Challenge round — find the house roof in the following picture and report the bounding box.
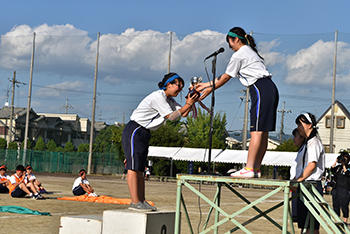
[0,107,28,118]
[317,100,350,122]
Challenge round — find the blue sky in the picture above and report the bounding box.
[1,0,350,137]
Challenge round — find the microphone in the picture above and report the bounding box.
[204,47,225,60]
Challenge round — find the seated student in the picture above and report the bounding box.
[7,165,42,199]
[25,165,47,194]
[72,169,97,197]
[0,165,10,193]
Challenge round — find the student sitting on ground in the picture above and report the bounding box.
[7,165,42,199]
[72,169,97,197]
[25,165,47,194]
[0,165,10,193]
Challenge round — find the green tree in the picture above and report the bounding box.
[77,143,90,152]
[34,137,46,151]
[149,121,185,146]
[0,138,7,149]
[64,141,75,152]
[21,139,32,149]
[46,139,57,152]
[8,142,18,150]
[185,109,227,149]
[56,146,64,152]
[274,139,298,152]
[96,125,123,153]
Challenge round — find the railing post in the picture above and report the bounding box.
[175,178,182,234]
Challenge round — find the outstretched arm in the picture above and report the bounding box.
[195,73,232,101]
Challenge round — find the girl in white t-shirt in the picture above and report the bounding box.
[72,169,97,197]
[294,112,325,233]
[122,72,199,211]
[197,27,279,178]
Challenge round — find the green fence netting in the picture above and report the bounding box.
[0,149,124,174]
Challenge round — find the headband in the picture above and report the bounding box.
[160,74,180,90]
[227,32,245,40]
[301,113,312,124]
[0,165,6,170]
[26,166,32,170]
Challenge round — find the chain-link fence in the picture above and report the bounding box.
[0,149,123,174]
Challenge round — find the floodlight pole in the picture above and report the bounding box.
[88,32,100,175]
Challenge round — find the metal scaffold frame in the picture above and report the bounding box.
[174,174,350,234]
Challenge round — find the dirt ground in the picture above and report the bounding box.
[0,174,333,234]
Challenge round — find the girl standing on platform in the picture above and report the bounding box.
[294,113,325,233]
[122,72,198,211]
[196,27,279,178]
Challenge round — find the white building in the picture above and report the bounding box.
[317,100,350,153]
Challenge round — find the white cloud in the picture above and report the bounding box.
[285,40,350,86]
[0,24,93,75]
[36,81,85,97]
[258,39,285,67]
[0,25,228,83]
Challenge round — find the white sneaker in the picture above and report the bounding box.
[88,193,98,197]
[256,170,261,178]
[230,168,256,178]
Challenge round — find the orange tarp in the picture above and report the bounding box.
[57,195,154,206]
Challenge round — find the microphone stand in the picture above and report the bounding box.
[207,55,217,175]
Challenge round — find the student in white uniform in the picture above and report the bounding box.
[294,113,325,233]
[0,165,10,193]
[122,72,199,211]
[196,27,279,178]
[290,128,306,222]
[25,165,47,194]
[72,169,97,197]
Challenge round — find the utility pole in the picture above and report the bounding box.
[329,30,338,153]
[278,101,291,143]
[63,97,73,114]
[88,32,100,175]
[242,88,249,150]
[168,31,173,73]
[8,71,25,146]
[23,32,36,165]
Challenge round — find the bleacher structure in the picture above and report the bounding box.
[174,174,350,234]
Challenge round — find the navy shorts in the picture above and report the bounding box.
[11,186,27,198]
[0,184,9,193]
[122,121,151,172]
[249,77,279,132]
[297,181,323,230]
[72,185,85,196]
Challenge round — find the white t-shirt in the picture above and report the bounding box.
[24,173,36,184]
[9,174,21,184]
[130,90,181,130]
[72,177,89,190]
[225,45,271,86]
[290,144,306,180]
[290,136,325,181]
[0,174,10,181]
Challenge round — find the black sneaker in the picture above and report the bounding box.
[128,202,152,212]
[143,201,157,211]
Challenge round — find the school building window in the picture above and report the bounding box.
[325,116,331,128]
[325,116,346,128]
[0,126,8,135]
[324,144,336,153]
[336,116,345,129]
